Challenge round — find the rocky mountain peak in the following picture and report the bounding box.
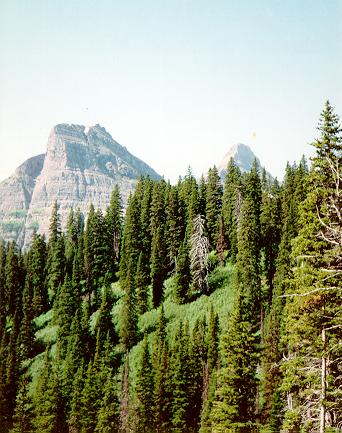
[217,143,260,176]
[0,123,160,247]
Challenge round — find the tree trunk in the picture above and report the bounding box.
[320,327,326,433]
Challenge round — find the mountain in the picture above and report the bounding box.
[0,123,160,247]
[216,143,266,180]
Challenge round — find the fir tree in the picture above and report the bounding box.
[210,292,260,431]
[33,351,67,433]
[106,184,123,265]
[135,336,154,432]
[135,251,150,314]
[9,380,33,433]
[205,166,223,247]
[119,259,138,351]
[150,225,167,308]
[95,370,120,433]
[175,240,191,304]
[222,159,241,262]
[281,101,342,432]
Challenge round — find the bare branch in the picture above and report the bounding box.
[279,286,340,298]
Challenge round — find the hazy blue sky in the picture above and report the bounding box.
[1,0,341,183]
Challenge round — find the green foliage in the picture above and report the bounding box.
[222,159,241,262]
[175,240,191,304]
[205,166,223,247]
[1,103,341,433]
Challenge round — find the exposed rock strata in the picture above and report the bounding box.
[0,124,160,247]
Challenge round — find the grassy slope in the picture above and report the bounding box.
[25,261,237,394]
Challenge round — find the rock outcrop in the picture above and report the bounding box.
[0,123,160,247]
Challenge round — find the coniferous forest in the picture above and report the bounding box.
[0,101,341,433]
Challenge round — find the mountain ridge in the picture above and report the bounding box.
[0,123,160,247]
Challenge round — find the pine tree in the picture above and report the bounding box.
[79,359,104,433]
[106,184,123,266]
[205,166,223,247]
[135,251,150,315]
[210,292,260,431]
[55,275,79,357]
[216,215,228,265]
[222,159,241,262]
[119,259,138,351]
[4,242,22,316]
[9,380,33,433]
[260,176,281,306]
[33,351,67,433]
[169,322,191,433]
[188,318,207,432]
[201,309,219,433]
[47,235,65,302]
[236,197,261,321]
[207,305,219,374]
[242,159,262,252]
[280,101,342,432]
[68,364,84,433]
[135,336,154,432]
[175,240,191,304]
[119,193,142,284]
[28,233,48,316]
[153,306,171,433]
[65,208,78,276]
[95,370,120,433]
[150,225,167,308]
[165,186,185,269]
[63,310,84,400]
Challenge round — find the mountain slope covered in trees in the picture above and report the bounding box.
[0,101,341,433]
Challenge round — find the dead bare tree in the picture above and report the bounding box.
[190,214,210,294]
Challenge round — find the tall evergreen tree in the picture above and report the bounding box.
[175,240,191,304]
[222,159,241,262]
[205,166,223,247]
[95,370,120,433]
[135,336,154,432]
[120,259,138,351]
[281,101,342,432]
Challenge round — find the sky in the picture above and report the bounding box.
[0,0,341,183]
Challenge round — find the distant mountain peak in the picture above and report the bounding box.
[218,143,260,173]
[216,143,269,180]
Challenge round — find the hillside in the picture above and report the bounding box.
[0,101,341,433]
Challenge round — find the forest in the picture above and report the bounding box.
[0,101,340,433]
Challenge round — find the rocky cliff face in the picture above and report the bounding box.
[0,123,160,247]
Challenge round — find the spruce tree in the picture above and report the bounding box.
[106,184,123,265]
[135,336,154,432]
[95,370,120,433]
[28,233,48,316]
[205,166,223,247]
[175,240,191,304]
[135,251,150,315]
[222,159,241,262]
[165,186,185,269]
[210,292,260,431]
[33,351,67,433]
[9,380,33,433]
[150,225,167,308]
[119,259,138,351]
[280,101,342,432]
